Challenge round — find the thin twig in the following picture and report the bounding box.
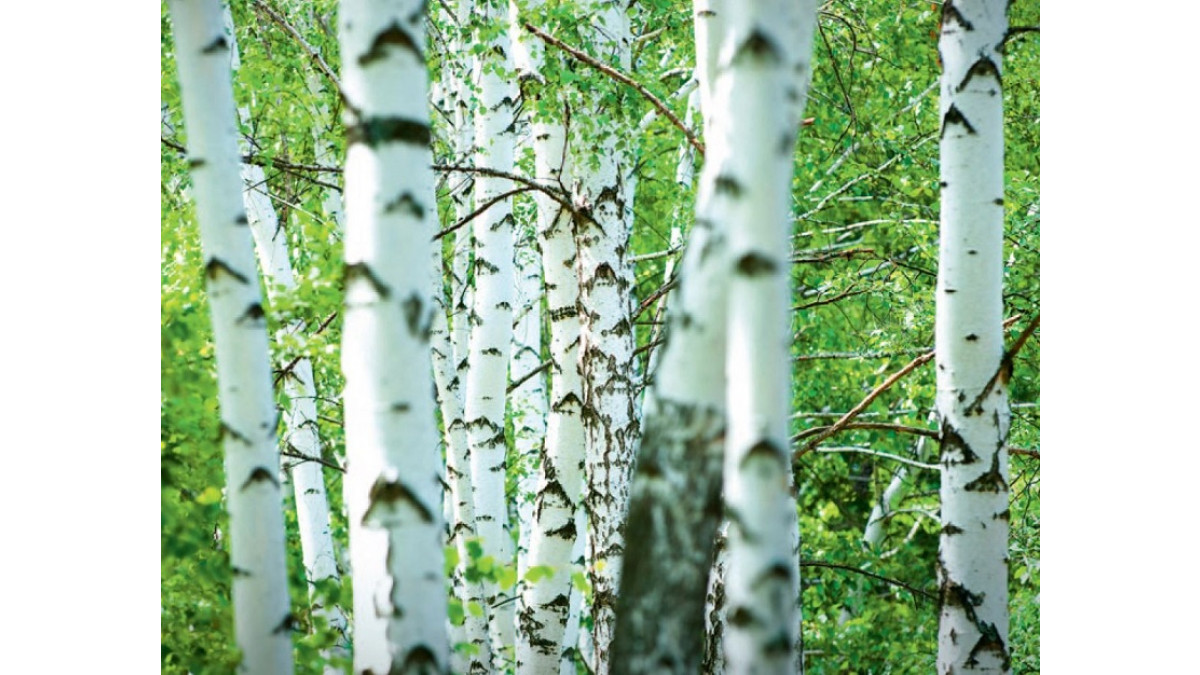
[281,449,345,473]
[522,22,705,157]
[793,422,939,443]
[800,561,935,602]
[434,186,539,241]
[252,1,344,100]
[966,313,1040,413]
[507,360,552,394]
[814,446,940,471]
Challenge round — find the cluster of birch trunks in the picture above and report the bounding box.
[166,0,1017,672]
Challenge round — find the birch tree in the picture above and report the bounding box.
[337,0,449,671]
[461,0,520,663]
[568,4,641,670]
[166,0,293,671]
[718,1,816,672]
[935,1,1011,672]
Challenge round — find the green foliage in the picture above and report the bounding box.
[163,0,1038,671]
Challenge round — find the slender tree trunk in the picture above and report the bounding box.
[568,4,640,671]
[702,523,729,674]
[167,1,293,671]
[935,2,1011,673]
[219,9,349,657]
[513,5,589,665]
[718,1,816,673]
[337,1,449,671]
[463,0,520,665]
[609,6,725,667]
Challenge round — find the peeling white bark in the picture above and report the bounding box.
[338,0,449,671]
[167,1,293,671]
[935,2,1011,673]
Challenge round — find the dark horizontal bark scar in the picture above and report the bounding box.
[271,612,298,634]
[383,191,425,219]
[714,174,743,198]
[344,262,392,299]
[942,523,964,536]
[964,452,1006,493]
[733,29,784,65]
[966,623,1010,670]
[241,466,280,491]
[219,422,251,446]
[401,293,428,337]
[740,439,786,471]
[363,477,434,524]
[940,422,979,464]
[358,22,421,67]
[237,303,265,324]
[940,2,974,31]
[234,214,249,226]
[206,258,250,285]
[187,158,207,169]
[347,116,431,149]
[396,645,439,672]
[957,56,1002,92]
[736,252,778,277]
[941,105,977,138]
[201,36,229,54]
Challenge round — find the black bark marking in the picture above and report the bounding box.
[358,22,421,67]
[238,303,265,324]
[347,117,431,149]
[993,198,1004,206]
[231,566,252,577]
[391,401,411,413]
[393,645,439,674]
[344,262,392,299]
[401,293,426,337]
[241,466,280,491]
[234,214,249,226]
[219,422,251,445]
[942,523,965,536]
[965,334,979,341]
[482,347,503,356]
[206,258,249,285]
[740,439,786,471]
[201,36,229,54]
[383,191,425,219]
[736,253,778,277]
[733,29,783,65]
[964,452,1006,493]
[728,606,757,627]
[364,477,434,524]
[940,2,974,31]
[956,57,1002,92]
[967,249,978,255]
[941,105,977,139]
[714,174,743,198]
[272,612,298,634]
[188,158,207,170]
[940,422,979,464]
[966,625,1010,671]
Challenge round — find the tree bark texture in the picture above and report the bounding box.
[935,1,1011,673]
[717,1,816,673]
[167,0,293,671]
[338,0,449,671]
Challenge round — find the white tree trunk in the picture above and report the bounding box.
[337,1,449,671]
[463,0,519,665]
[702,523,729,675]
[718,1,816,673]
[935,2,1011,673]
[569,5,639,671]
[513,6,588,664]
[167,1,293,672]
[219,9,349,658]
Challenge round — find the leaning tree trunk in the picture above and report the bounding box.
[935,2,1011,673]
[609,2,726,669]
[569,4,640,672]
[167,1,293,671]
[463,0,520,665]
[337,0,449,672]
[718,1,816,673]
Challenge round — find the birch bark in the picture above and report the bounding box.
[513,2,588,667]
[570,4,640,671]
[463,0,520,664]
[935,2,1011,672]
[718,1,816,673]
[337,0,449,671]
[167,1,293,671]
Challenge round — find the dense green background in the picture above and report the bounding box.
[161,1,1039,672]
